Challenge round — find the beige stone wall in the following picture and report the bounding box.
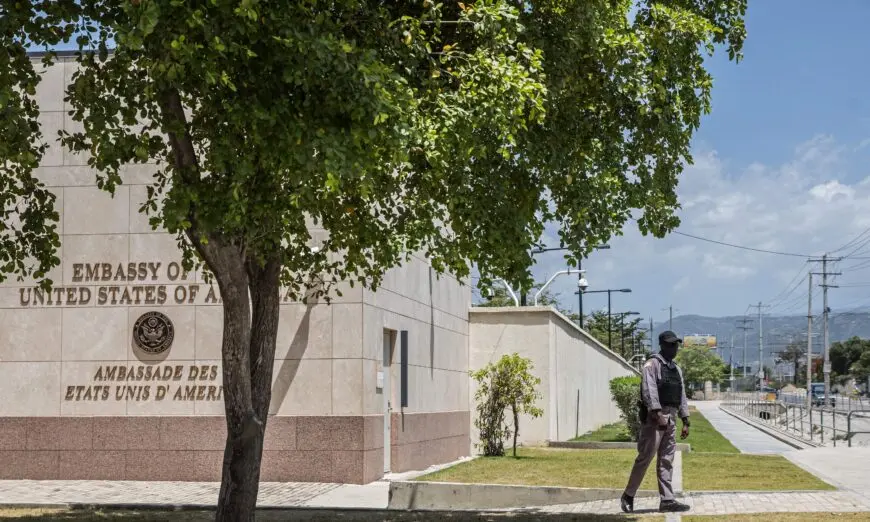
[468,311,552,447]
[469,307,639,448]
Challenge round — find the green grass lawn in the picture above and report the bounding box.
[682,453,833,491]
[683,407,739,453]
[417,447,655,490]
[419,407,833,493]
[573,407,738,453]
[572,422,632,442]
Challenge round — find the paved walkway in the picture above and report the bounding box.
[537,490,870,516]
[693,400,794,454]
[0,480,389,509]
[785,447,870,495]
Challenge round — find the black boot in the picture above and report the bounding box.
[620,493,634,513]
[659,499,691,512]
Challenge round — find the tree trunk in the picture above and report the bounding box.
[512,402,519,458]
[160,89,282,521]
[188,233,280,522]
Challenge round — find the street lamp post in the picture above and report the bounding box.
[534,269,584,306]
[614,311,640,356]
[576,288,632,349]
[521,244,610,313]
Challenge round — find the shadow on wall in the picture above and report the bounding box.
[270,304,313,411]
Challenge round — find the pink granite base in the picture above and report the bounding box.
[0,415,383,483]
[0,411,469,482]
[390,410,470,473]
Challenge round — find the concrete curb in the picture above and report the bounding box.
[719,406,820,450]
[547,440,692,453]
[387,481,658,510]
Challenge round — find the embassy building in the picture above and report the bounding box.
[0,55,637,485]
[0,56,471,484]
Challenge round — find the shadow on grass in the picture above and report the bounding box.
[0,508,652,521]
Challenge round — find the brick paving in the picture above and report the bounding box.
[0,480,343,507]
[536,490,870,516]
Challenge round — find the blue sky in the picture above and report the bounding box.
[519,1,870,323]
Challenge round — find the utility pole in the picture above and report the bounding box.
[668,305,673,330]
[729,334,735,390]
[810,253,842,408]
[736,317,753,381]
[806,273,813,412]
[648,317,654,356]
[749,302,770,388]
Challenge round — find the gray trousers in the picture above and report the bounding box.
[624,407,677,501]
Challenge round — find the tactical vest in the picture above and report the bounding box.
[658,362,683,407]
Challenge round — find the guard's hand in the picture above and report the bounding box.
[680,424,689,440]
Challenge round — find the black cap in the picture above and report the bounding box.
[659,331,682,344]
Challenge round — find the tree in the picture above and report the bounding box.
[581,310,648,360]
[477,281,558,308]
[609,375,642,441]
[471,353,543,457]
[850,351,870,383]
[2,1,746,519]
[675,346,727,390]
[830,337,870,379]
[776,343,805,385]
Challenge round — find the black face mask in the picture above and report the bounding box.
[660,343,678,361]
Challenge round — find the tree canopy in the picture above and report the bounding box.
[1,0,746,295]
[581,310,649,360]
[476,280,559,308]
[775,342,806,385]
[675,345,727,388]
[1,1,747,519]
[830,337,870,379]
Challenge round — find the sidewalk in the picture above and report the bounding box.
[785,447,870,496]
[691,400,795,454]
[0,480,389,509]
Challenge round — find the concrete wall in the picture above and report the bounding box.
[0,56,470,482]
[469,307,639,449]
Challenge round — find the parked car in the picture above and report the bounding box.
[809,383,836,408]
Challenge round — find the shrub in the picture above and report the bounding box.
[471,354,543,457]
[609,375,642,441]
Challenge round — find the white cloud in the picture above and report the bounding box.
[533,134,870,319]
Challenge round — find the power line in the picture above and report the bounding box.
[831,226,870,254]
[671,231,812,257]
[766,261,809,306]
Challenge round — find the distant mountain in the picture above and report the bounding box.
[648,310,870,371]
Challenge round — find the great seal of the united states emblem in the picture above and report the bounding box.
[133,311,175,354]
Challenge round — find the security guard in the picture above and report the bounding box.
[621,331,691,513]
